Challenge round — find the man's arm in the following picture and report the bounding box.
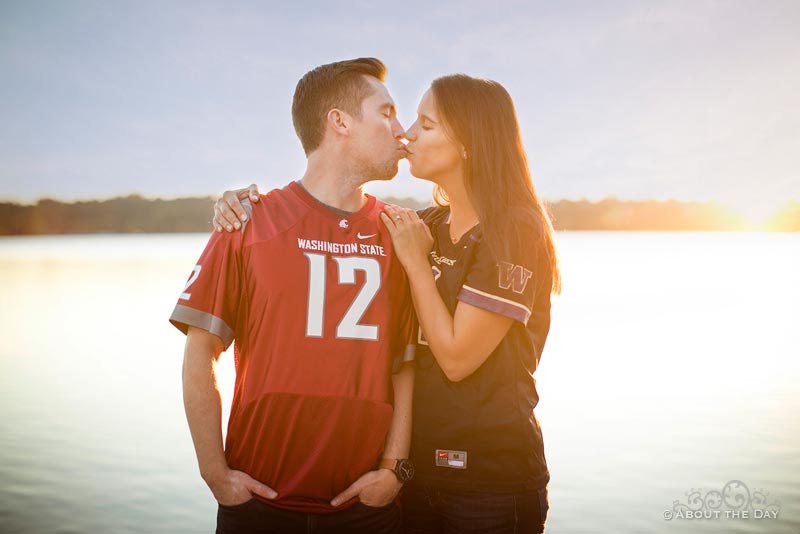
[382,360,414,460]
[330,361,414,507]
[183,326,276,505]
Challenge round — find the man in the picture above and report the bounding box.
[170,58,416,534]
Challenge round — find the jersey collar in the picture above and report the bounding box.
[288,181,377,225]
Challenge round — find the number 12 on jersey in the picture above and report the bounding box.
[304,253,381,341]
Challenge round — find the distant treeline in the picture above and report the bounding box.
[0,195,798,235]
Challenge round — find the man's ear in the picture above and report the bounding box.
[326,108,352,137]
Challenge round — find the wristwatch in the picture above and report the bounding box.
[379,458,415,482]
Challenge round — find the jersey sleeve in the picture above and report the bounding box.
[391,280,418,374]
[457,236,540,325]
[169,229,244,349]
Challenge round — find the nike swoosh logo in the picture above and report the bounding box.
[357,232,377,239]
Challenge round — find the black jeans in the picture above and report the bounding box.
[402,483,549,534]
[216,498,402,534]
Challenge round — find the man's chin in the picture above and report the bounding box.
[373,162,400,182]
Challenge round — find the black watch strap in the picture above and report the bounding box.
[379,458,415,482]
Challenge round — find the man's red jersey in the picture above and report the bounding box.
[170,181,416,513]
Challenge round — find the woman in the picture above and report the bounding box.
[213,74,560,533]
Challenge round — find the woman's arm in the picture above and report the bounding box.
[408,265,513,381]
[213,183,261,232]
[381,206,513,382]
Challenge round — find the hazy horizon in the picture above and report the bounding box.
[3,188,797,212]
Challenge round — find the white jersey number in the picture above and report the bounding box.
[304,253,380,340]
[180,265,202,300]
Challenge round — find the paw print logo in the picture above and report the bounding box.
[339,219,349,229]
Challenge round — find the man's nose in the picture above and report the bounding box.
[392,117,406,139]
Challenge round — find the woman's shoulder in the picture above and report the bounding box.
[417,205,450,226]
[491,207,545,245]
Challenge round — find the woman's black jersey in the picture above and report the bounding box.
[410,206,552,492]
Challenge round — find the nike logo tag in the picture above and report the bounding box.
[357,232,377,239]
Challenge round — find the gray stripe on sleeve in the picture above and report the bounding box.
[403,343,415,362]
[392,344,417,374]
[169,304,235,349]
[457,288,530,324]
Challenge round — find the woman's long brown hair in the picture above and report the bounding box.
[431,74,561,294]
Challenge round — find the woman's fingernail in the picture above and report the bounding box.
[227,225,233,231]
[240,214,247,221]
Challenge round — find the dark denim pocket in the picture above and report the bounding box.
[218,498,257,512]
[216,498,262,534]
[355,499,398,511]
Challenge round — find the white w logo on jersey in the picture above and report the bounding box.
[497,261,533,294]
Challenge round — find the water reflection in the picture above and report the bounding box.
[0,233,797,533]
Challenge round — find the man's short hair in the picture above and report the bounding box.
[292,57,387,155]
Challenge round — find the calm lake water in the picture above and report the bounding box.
[0,232,798,534]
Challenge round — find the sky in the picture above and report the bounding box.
[1,0,798,223]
